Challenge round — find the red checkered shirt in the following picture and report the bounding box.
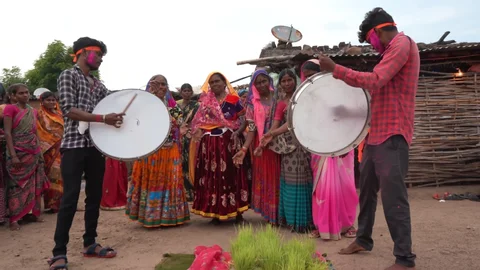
[333,32,420,146]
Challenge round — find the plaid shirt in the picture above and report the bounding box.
[333,32,420,146]
[58,65,109,149]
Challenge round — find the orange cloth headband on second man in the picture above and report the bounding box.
[366,22,397,41]
[70,46,102,62]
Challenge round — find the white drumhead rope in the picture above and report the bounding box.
[287,72,371,157]
[89,89,171,161]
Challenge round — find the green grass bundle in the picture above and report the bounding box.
[230,225,332,270]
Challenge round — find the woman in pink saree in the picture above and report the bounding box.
[300,60,359,240]
[3,84,49,230]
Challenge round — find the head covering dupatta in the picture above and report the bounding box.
[191,72,241,133]
[246,70,278,138]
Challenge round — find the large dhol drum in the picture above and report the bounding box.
[89,89,170,161]
[287,72,371,157]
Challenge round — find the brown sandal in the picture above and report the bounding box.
[344,227,357,238]
[309,230,320,238]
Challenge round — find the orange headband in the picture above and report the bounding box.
[366,22,397,41]
[70,46,102,62]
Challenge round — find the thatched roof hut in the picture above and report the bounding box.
[237,32,480,187]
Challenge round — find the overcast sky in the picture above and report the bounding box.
[1,0,478,91]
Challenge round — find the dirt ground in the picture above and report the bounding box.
[1,185,479,270]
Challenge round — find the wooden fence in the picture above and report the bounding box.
[407,74,480,186]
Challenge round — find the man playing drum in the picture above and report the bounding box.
[318,7,419,270]
[49,37,124,270]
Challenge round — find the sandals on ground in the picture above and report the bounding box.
[83,243,117,258]
[309,230,320,238]
[343,227,357,238]
[48,255,68,270]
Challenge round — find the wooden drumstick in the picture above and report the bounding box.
[122,93,138,114]
[115,93,138,128]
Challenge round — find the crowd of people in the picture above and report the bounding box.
[0,6,418,270]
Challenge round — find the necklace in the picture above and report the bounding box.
[216,93,227,103]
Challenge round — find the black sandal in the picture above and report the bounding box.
[48,255,68,270]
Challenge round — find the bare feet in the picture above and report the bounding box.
[9,222,20,231]
[385,263,416,270]
[338,241,367,255]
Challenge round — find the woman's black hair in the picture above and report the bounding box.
[278,69,297,88]
[211,73,227,83]
[358,7,397,43]
[40,91,56,101]
[149,74,169,87]
[180,83,193,91]
[73,37,108,56]
[7,83,28,95]
[302,61,321,73]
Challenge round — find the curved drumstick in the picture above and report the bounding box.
[115,93,138,128]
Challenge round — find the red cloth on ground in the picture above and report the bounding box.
[189,245,232,270]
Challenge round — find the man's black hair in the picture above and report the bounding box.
[73,37,107,55]
[358,7,397,43]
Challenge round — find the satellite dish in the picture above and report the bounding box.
[33,88,50,98]
[271,25,303,43]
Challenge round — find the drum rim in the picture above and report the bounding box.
[287,72,371,157]
[89,89,172,161]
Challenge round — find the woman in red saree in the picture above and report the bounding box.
[100,158,128,210]
[37,91,64,213]
[190,72,250,225]
[233,70,281,225]
[3,84,49,230]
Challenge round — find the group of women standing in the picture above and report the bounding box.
[0,64,359,242]
[127,62,360,243]
[0,84,128,230]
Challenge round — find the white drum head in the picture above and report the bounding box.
[288,72,370,156]
[90,89,170,160]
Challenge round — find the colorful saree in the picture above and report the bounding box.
[273,100,314,232]
[101,158,128,210]
[246,70,281,224]
[37,104,64,212]
[4,104,49,223]
[126,86,190,228]
[191,72,250,220]
[178,99,200,201]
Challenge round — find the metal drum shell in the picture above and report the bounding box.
[287,72,371,157]
[89,89,171,161]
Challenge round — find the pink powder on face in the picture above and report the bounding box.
[87,52,96,65]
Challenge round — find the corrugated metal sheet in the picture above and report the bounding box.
[328,43,480,58]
